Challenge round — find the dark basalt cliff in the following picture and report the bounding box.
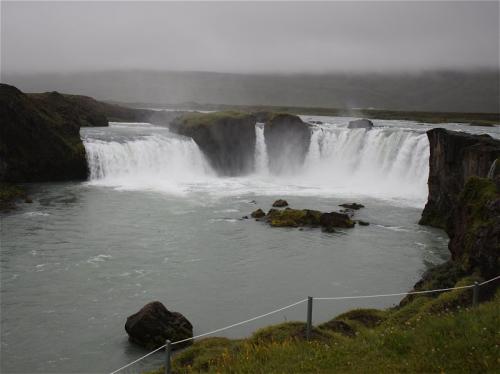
[0,84,159,182]
[0,84,89,182]
[419,128,500,283]
[420,128,500,229]
[448,176,499,277]
[170,111,257,176]
[263,113,311,174]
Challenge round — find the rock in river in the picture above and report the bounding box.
[339,203,365,210]
[251,208,266,218]
[347,119,373,129]
[272,199,289,207]
[125,301,193,350]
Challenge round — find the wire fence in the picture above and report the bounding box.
[111,274,500,374]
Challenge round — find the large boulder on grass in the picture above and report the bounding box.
[125,301,193,350]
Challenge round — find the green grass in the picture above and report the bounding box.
[0,183,27,210]
[150,103,499,126]
[175,111,253,128]
[146,281,500,374]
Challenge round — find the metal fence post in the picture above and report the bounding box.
[306,296,313,340]
[473,281,479,307]
[165,340,172,374]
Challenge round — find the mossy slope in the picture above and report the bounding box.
[146,280,499,374]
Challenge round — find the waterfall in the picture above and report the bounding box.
[82,122,430,205]
[84,132,214,194]
[300,127,430,202]
[254,123,269,175]
[487,159,497,179]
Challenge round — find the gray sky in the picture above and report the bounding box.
[1,1,499,74]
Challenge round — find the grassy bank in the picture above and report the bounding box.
[0,183,29,211]
[123,102,500,127]
[147,273,499,373]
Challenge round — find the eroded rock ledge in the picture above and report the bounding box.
[170,111,257,176]
[420,128,500,229]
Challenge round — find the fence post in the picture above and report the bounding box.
[473,281,479,307]
[165,340,172,374]
[306,296,313,340]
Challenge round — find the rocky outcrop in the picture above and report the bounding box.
[447,176,499,278]
[339,203,365,210]
[262,207,355,232]
[347,119,373,129]
[263,113,311,174]
[418,127,499,285]
[170,111,257,176]
[419,128,500,229]
[272,199,289,207]
[251,208,266,218]
[0,84,89,182]
[125,301,193,350]
[319,212,356,230]
[0,84,160,183]
[28,91,154,125]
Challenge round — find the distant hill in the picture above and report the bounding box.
[3,70,499,113]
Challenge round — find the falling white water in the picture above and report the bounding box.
[254,123,269,175]
[84,132,214,195]
[299,127,430,204]
[82,121,431,206]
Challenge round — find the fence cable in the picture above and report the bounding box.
[110,274,499,373]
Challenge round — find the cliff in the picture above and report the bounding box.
[419,128,500,229]
[0,84,89,182]
[29,91,153,125]
[447,176,500,278]
[170,111,257,175]
[0,84,164,182]
[263,113,311,174]
[418,127,500,281]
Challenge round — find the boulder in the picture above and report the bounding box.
[251,208,266,219]
[347,119,373,129]
[357,220,370,226]
[266,208,321,228]
[319,212,355,229]
[272,199,289,207]
[339,203,365,210]
[125,301,193,350]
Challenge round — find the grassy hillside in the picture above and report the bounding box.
[147,274,499,373]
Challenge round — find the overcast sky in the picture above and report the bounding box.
[1,1,499,75]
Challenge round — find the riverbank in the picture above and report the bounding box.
[143,155,500,373]
[147,273,499,373]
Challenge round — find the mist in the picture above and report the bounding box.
[2,1,499,75]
